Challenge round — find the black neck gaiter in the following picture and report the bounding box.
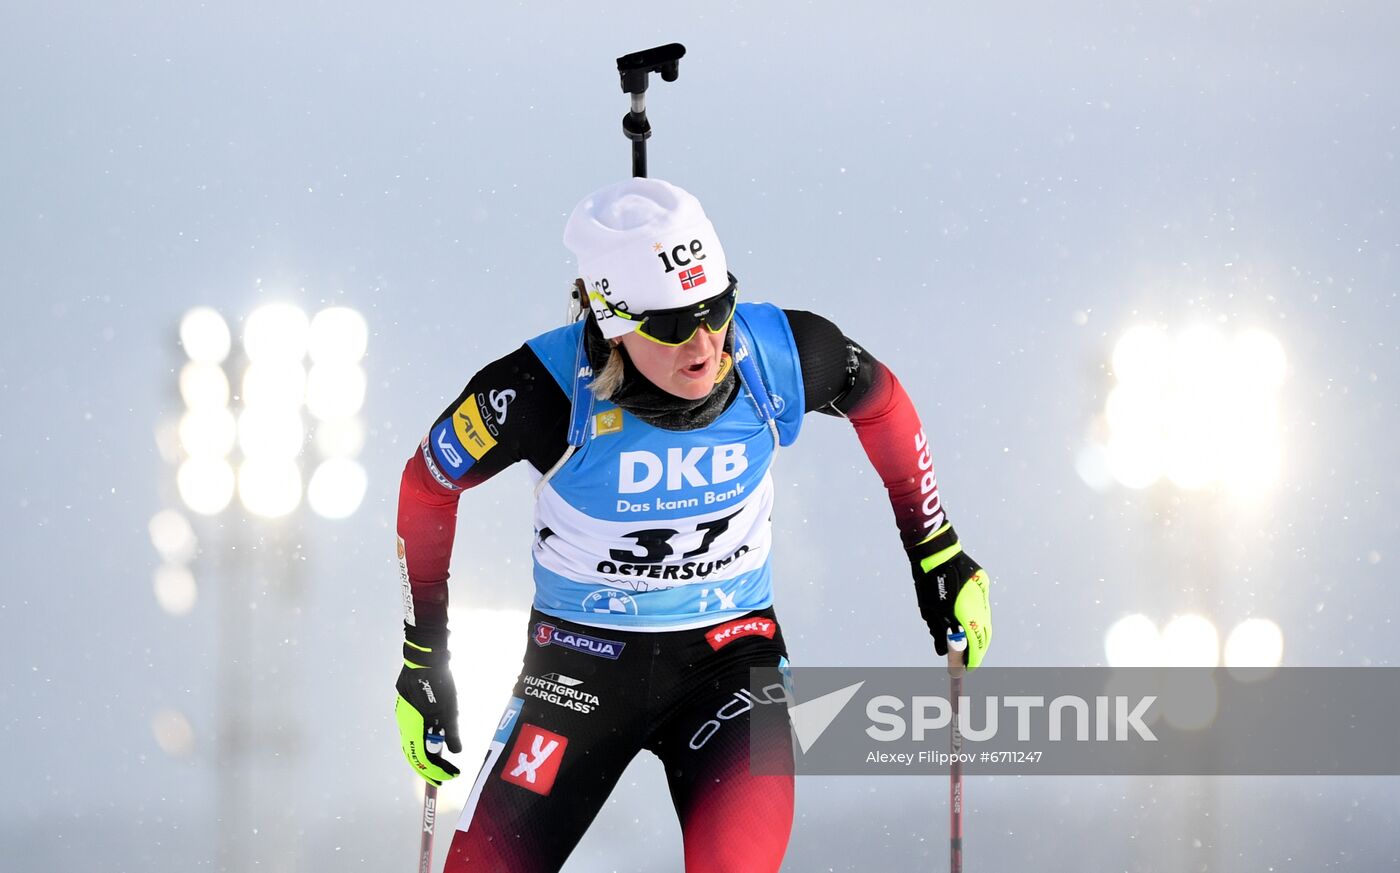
[584,320,738,432]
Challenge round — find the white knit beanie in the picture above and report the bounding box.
[563,178,729,340]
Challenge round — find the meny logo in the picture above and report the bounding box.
[706,617,777,651]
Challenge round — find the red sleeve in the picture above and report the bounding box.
[394,344,570,631]
[396,440,462,631]
[844,361,948,549]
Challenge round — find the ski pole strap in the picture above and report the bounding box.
[566,329,597,448]
[912,523,963,573]
[535,330,594,497]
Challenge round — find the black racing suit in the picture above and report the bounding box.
[397,310,949,872]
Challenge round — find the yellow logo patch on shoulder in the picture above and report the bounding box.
[593,408,623,437]
[452,394,498,460]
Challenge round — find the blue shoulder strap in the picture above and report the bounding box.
[731,326,779,432]
[566,328,596,448]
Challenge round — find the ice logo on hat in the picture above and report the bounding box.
[565,178,728,340]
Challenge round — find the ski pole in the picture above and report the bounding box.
[418,731,445,873]
[947,631,968,873]
[615,43,686,178]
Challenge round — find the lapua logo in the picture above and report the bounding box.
[531,621,626,660]
[618,444,748,493]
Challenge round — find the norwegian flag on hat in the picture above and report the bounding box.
[679,265,706,290]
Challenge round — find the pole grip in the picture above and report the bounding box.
[946,630,968,677]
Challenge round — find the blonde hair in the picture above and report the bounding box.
[590,344,626,401]
[575,279,626,401]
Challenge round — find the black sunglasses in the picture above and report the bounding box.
[592,273,739,346]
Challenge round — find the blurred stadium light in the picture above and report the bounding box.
[1099,323,1287,498]
[155,301,370,870]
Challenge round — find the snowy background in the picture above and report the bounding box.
[3,1,1398,870]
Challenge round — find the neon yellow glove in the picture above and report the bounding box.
[394,630,463,785]
[907,524,993,670]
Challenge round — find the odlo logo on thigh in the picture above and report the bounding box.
[501,723,569,796]
[689,683,789,750]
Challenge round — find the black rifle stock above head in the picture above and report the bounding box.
[615,43,687,177]
[616,43,685,95]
